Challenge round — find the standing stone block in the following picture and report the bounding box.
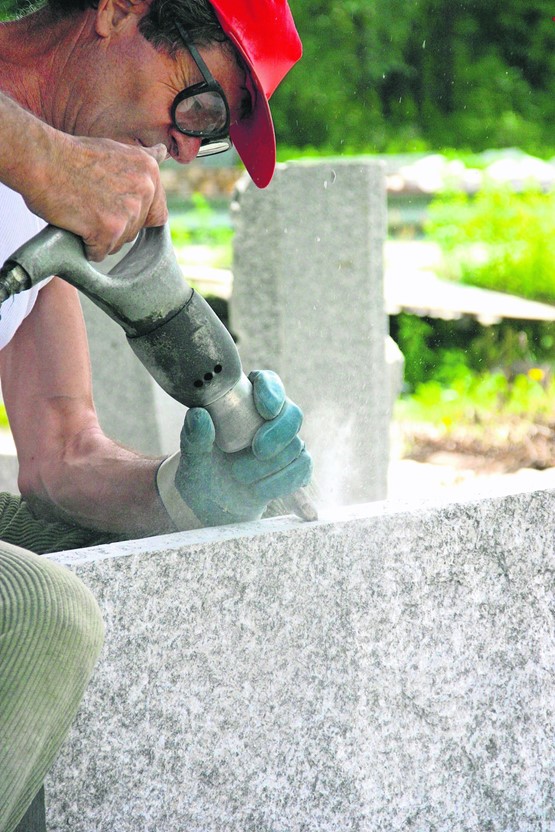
[230,160,389,506]
[45,486,555,831]
[0,453,17,493]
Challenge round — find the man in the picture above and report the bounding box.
[0,0,311,829]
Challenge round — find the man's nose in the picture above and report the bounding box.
[169,131,203,164]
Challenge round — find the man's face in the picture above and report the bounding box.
[74,20,250,164]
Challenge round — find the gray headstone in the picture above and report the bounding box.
[0,453,18,493]
[46,486,555,831]
[230,160,390,507]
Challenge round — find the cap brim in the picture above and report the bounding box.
[230,90,275,189]
[212,0,302,189]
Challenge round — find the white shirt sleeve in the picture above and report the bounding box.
[0,183,52,350]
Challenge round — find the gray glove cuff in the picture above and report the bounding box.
[156,453,203,531]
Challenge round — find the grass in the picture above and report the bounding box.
[397,370,555,430]
[170,203,233,271]
[0,405,9,430]
[395,367,555,470]
[426,185,555,305]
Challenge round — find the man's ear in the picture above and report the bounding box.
[95,0,151,37]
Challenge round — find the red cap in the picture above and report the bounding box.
[210,0,302,188]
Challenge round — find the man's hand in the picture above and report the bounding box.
[25,134,168,261]
[157,371,313,529]
[0,92,168,260]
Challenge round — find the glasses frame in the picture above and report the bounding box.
[172,23,232,157]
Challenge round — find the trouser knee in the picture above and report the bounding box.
[0,543,104,832]
[0,542,105,697]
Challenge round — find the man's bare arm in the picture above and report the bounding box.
[0,278,175,537]
[0,91,168,261]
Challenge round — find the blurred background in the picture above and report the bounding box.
[163,0,555,493]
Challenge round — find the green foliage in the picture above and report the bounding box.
[397,368,555,430]
[0,0,41,19]
[395,315,436,388]
[169,194,233,249]
[426,184,555,303]
[271,0,417,152]
[0,0,18,19]
[392,312,555,390]
[270,0,555,155]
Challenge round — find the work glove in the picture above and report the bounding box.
[156,370,313,529]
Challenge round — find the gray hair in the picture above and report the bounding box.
[139,0,227,52]
[47,0,227,50]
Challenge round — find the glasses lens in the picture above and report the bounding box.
[196,138,233,158]
[174,90,228,136]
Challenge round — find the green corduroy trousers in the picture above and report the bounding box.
[0,493,117,832]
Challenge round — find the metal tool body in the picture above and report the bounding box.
[0,224,317,520]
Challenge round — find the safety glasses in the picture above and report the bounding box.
[171,23,232,157]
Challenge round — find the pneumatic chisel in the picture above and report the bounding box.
[0,223,317,522]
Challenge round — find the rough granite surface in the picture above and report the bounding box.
[45,488,555,831]
[230,161,390,506]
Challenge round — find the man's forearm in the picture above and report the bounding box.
[0,278,177,539]
[0,92,58,197]
[0,91,167,260]
[22,429,177,539]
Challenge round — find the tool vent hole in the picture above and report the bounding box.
[194,365,223,388]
